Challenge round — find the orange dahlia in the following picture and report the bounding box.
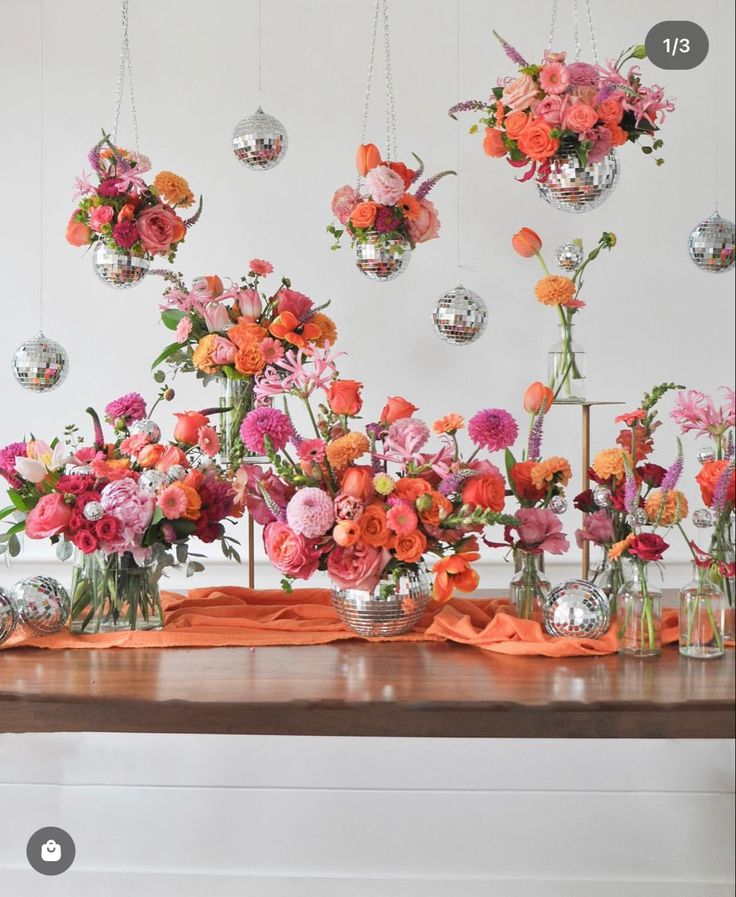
[534,275,576,307]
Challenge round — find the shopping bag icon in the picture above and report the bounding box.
[41,840,61,862]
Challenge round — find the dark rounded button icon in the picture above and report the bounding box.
[26,827,76,875]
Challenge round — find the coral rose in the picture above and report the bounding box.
[517,120,559,161]
[697,460,736,508]
[350,201,378,229]
[511,460,547,503]
[328,380,363,416]
[395,530,427,564]
[523,381,554,414]
[564,102,599,132]
[407,198,440,243]
[333,521,361,547]
[505,110,530,140]
[174,411,210,445]
[89,205,114,232]
[264,521,321,580]
[597,97,624,125]
[25,493,73,539]
[512,228,542,258]
[234,343,265,376]
[355,143,382,176]
[393,477,432,504]
[381,396,417,424]
[462,474,505,512]
[328,542,390,591]
[502,74,539,111]
[136,204,184,255]
[360,503,390,547]
[66,216,91,247]
[341,466,375,502]
[483,128,507,158]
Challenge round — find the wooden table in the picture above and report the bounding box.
[1,640,733,738]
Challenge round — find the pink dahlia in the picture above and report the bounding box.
[240,407,294,455]
[105,392,147,426]
[539,62,569,95]
[468,408,518,452]
[566,62,600,88]
[286,487,335,538]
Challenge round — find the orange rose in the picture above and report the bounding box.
[328,380,363,416]
[171,483,202,521]
[234,342,265,375]
[462,474,505,512]
[360,503,390,547]
[510,461,547,503]
[608,124,629,147]
[505,110,530,140]
[393,477,432,504]
[418,490,453,526]
[341,465,375,502]
[66,216,91,247]
[395,530,427,564]
[523,381,554,414]
[333,521,361,547]
[356,143,382,176]
[597,97,624,125]
[229,319,267,350]
[564,103,599,133]
[517,121,559,161]
[174,411,210,445]
[511,227,542,258]
[350,202,379,229]
[380,396,417,424]
[483,127,506,158]
[697,460,735,508]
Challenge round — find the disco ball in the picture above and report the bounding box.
[11,576,70,635]
[627,508,648,527]
[354,237,411,282]
[12,332,69,393]
[232,106,288,170]
[543,579,610,639]
[688,213,735,273]
[548,495,568,515]
[138,469,168,496]
[698,446,716,464]
[538,147,619,213]
[692,508,714,528]
[556,242,583,270]
[92,242,151,288]
[593,485,612,508]
[0,587,17,645]
[432,284,488,346]
[129,418,161,443]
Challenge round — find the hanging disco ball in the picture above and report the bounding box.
[556,242,583,270]
[12,332,68,393]
[92,242,151,288]
[0,587,17,645]
[687,213,735,273]
[354,237,411,282]
[232,107,288,170]
[538,147,619,213]
[11,576,70,635]
[432,284,488,346]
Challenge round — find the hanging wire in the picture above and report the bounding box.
[714,0,720,211]
[547,0,598,61]
[583,0,598,64]
[455,0,461,276]
[382,0,397,161]
[257,0,263,97]
[39,0,45,334]
[547,0,559,52]
[360,0,380,146]
[572,0,581,60]
[111,0,139,153]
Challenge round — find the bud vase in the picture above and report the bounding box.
[69,550,163,634]
[616,562,662,656]
[679,563,725,659]
[590,554,626,616]
[218,376,253,471]
[510,550,549,621]
[548,321,585,403]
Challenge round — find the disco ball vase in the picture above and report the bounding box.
[556,242,583,270]
[687,213,735,273]
[354,237,411,282]
[538,147,619,213]
[432,284,487,346]
[232,107,288,170]
[0,587,17,645]
[543,580,610,639]
[92,242,151,288]
[11,576,70,636]
[12,332,69,393]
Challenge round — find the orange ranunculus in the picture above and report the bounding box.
[510,460,547,503]
[483,127,506,158]
[118,202,136,222]
[360,503,390,547]
[234,342,265,375]
[462,474,505,512]
[534,275,576,307]
[341,465,375,502]
[432,539,481,603]
[173,411,210,445]
[517,120,559,161]
[333,521,361,547]
[645,489,689,526]
[380,396,417,424]
[229,319,267,349]
[393,477,432,504]
[309,312,338,347]
[137,444,166,469]
[356,143,382,176]
[66,216,91,246]
[512,228,542,258]
[395,530,427,564]
[170,482,202,520]
[523,381,554,414]
[505,110,530,140]
[328,380,363,416]
[398,193,421,221]
[433,413,465,435]
[350,201,379,229]
[418,490,453,526]
[388,161,415,188]
[608,124,629,147]
[697,460,736,508]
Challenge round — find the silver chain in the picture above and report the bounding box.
[547,0,559,52]
[547,0,598,62]
[584,0,599,63]
[360,0,397,163]
[111,0,139,153]
[360,0,380,146]
[573,0,580,60]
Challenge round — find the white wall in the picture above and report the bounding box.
[0,0,734,591]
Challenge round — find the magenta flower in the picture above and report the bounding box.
[112,220,140,250]
[0,441,28,488]
[514,508,569,555]
[240,407,294,455]
[286,487,335,538]
[374,206,401,234]
[105,392,147,426]
[468,408,518,452]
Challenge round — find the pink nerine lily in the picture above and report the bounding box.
[72,171,96,200]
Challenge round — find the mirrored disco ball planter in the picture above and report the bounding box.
[688,213,735,273]
[0,588,17,645]
[92,242,151,288]
[331,565,431,637]
[11,576,70,636]
[538,148,620,213]
[354,237,411,282]
[432,285,487,345]
[12,333,69,392]
[543,580,610,639]
[232,107,288,170]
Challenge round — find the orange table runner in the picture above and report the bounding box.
[1,586,687,657]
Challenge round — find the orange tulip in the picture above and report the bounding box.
[173,411,210,445]
[432,539,481,603]
[355,143,382,176]
[269,311,321,348]
[523,381,555,414]
[512,228,542,257]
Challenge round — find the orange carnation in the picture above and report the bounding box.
[592,448,630,483]
[534,275,576,307]
[531,457,572,491]
[433,413,465,435]
[645,489,689,526]
[234,342,265,376]
[360,503,390,547]
[395,530,427,564]
[192,334,218,374]
[229,319,267,350]
[153,171,194,208]
[393,477,432,504]
[350,202,378,229]
[326,432,370,469]
[309,312,338,347]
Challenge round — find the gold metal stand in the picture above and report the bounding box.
[247,512,255,589]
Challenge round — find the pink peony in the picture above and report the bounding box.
[277,288,313,320]
[539,62,569,95]
[240,408,294,455]
[468,408,518,452]
[264,521,321,580]
[249,259,273,276]
[286,487,335,538]
[407,198,440,244]
[327,543,391,591]
[175,317,193,343]
[105,392,147,426]
[365,165,406,205]
[575,510,615,548]
[100,478,155,547]
[137,204,183,254]
[89,204,114,232]
[514,508,569,555]
[331,185,361,225]
[210,335,237,366]
[25,493,73,539]
[112,220,140,249]
[502,74,539,111]
[237,288,263,319]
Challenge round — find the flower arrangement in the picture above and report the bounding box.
[513,228,616,401]
[328,143,454,254]
[0,392,238,632]
[450,34,675,184]
[66,134,201,262]
[154,260,338,469]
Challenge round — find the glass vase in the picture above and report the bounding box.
[548,321,585,403]
[510,550,549,621]
[679,563,725,659]
[218,376,253,472]
[616,562,662,656]
[709,528,734,642]
[69,550,163,634]
[590,554,626,617]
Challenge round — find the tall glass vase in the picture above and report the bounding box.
[510,550,549,621]
[218,376,253,471]
[709,521,734,642]
[678,563,725,659]
[590,553,626,616]
[616,561,662,657]
[548,321,585,403]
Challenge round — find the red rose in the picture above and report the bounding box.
[510,461,546,503]
[637,463,666,488]
[72,529,99,554]
[628,533,669,562]
[95,516,120,543]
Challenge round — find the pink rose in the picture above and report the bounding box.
[502,74,539,111]
[514,508,569,555]
[237,288,262,319]
[407,198,440,244]
[210,335,237,366]
[277,288,313,319]
[534,95,567,125]
[575,510,615,548]
[88,205,115,232]
[25,493,73,539]
[327,543,390,591]
[365,165,406,205]
[331,185,361,225]
[203,304,232,333]
[136,204,185,255]
[564,102,599,133]
[264,521,321,580]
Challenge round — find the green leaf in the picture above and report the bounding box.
[161,309,186,330]
[151,342,181,370]
[0,505,17,521]
[153,370,166,384]
[7,490,29,512]
[8,533,21,558]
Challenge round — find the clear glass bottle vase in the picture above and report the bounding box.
[510,550,549,621]
[616,562,662,656]
[590,554,626,617]
[218,376,252,471]
[548,321,585,403]
[678,563,725,659]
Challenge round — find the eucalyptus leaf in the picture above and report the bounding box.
[8,534,21,558]
[56,539,73,562]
